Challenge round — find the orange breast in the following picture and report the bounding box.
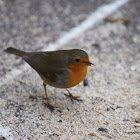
[66,65,88,88]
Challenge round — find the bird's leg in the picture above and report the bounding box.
[43,83,54,111]
[64,89,83,102]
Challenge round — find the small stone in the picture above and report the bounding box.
[92,43,100,48]
[106,108,110,111]
[88,132,97,136]
[110,107,115,111]
[29,95,37,99]
[53,133,61,136]
[123,119,130,121]
[107,134,113,139]
[76,109,80,112]
[83,79,88,86]
[135,118,140,123]
[131,105,138,109]
[116,105,123,109]
[127,131,139,134]
[92,43,101,51]
[98,127,108,132]
[20,120,25,123]
[58,120,62,123]
[134,124,140,127]
[0,136,6,140]
[106,107,115,111]
[57,109,62,113]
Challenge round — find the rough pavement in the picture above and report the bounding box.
[0,0,140,139]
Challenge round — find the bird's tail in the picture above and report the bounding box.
[4,47,29,57]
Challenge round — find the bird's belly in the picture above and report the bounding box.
[38,71,68,88]
[66,68,87,88]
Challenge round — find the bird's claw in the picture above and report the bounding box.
[64,93,83,102]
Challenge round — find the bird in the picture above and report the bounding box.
[4,47,93,111]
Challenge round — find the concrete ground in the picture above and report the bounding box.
[0,0,140,139]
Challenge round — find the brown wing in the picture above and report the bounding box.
[22,52,69,88]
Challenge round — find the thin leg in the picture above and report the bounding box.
[43,83,54,111]
[64,89,83,102]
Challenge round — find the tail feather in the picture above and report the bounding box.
[4,47,29,57]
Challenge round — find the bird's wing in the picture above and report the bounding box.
[22,52,69,84]
[22,52,66,71]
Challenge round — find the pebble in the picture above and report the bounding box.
[127,131,139,134]
[0,136,6,140]
[29,95,37,100]
[123,119,130,122]
[116,105,123,109]
[134,124,140,127]
[92,43,100,48]
[58,120,62,123]
[98,127,108,132]
[106,107,115,111]
[76,109,80,112]
[83,79,88,86]
[135,118,140,123]
[106,108,110,111]
[88,132,97,136]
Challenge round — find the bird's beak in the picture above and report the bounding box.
[84,61,94,66]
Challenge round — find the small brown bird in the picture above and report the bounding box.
[5,47,93,111]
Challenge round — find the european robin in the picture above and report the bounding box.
[5,47,93,111]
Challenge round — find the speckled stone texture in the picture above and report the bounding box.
[0,0,140,139]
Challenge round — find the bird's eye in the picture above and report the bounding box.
[75,58,80,62]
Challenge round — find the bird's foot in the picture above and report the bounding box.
[64,93,83,102]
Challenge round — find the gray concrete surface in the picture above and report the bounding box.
[0,0,140,139]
